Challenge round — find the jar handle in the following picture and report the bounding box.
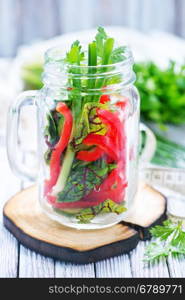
[139,122,157,164]
[7,90,38,181]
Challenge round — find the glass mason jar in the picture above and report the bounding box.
[7,46,155,229]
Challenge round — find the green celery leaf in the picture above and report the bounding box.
[149,219,175,240]
[66,40,84,64]
[95,26,108,58]
[110,46,126,63]
[144,220,185,262]
[144,242,169,262]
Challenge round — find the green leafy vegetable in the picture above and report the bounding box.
[71,102,107,151]
[22,62,43,90]
[57,160,116,203]
[44,111,58,145]
[135,61,185,125]
[95,26,108,59]
[76,199,127,224]
[110,46,126,63]
[144,219,185,262]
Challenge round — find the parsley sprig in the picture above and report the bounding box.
[144,219,185,262]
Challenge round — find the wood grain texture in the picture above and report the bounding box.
[19,245,55,278]
[4,187,139,263]
[3,185,138,250]
[0,148,21,278]
[130,241,170,278]
[124,182,166,228]
[95,255,132,278]
[3,182,167,264]
[55,261,95,278]
[167,254,185,278]
[18,180,56,278]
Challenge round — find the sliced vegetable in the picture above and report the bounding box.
[76,146,104,162]
[45,102,73,192]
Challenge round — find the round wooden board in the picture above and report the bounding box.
[3,183,166,264]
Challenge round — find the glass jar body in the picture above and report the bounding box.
[37,84,140,229]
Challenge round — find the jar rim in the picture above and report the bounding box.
[44,44,134,72]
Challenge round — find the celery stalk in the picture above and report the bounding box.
[52,146,75,195]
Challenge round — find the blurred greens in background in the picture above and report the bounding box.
[21,60,185,169]
[134,61,185,125]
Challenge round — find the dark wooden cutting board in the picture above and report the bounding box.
[3,182,166,264]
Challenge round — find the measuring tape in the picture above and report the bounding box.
[140,164,185,220]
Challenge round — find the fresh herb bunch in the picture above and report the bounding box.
[134,61,185,125]
[144,219,185,262]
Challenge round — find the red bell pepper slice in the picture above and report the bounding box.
[82,133,119,161]
[97,108,127,168]
[100,94,128,110]
[97,108,124,152]
[76,98,128,163]
[100,94,110,104]
[76,146,104,162]
[45,102,73,192]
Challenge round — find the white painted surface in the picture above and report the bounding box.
[0,0,184,56]
[55,262,95,278]
[0,148,20,277]
[19,246,55,278]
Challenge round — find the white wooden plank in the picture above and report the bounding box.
[55,261,95,278]
[139,0,175,33]
[174,0,185,37]
[19,245,54,278]
[126,0,141,29]
[0,228,19,278]
[0,0,20,56]
[95,255,132,278]
[0,147,21,277]
[20,0,60,44]
[167,254,185,278]
[59,0,94,33]
[130,241,170,278]
[18,172,55,278]
[1,0,185,57]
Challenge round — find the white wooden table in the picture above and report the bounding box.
[1,142,185,278]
